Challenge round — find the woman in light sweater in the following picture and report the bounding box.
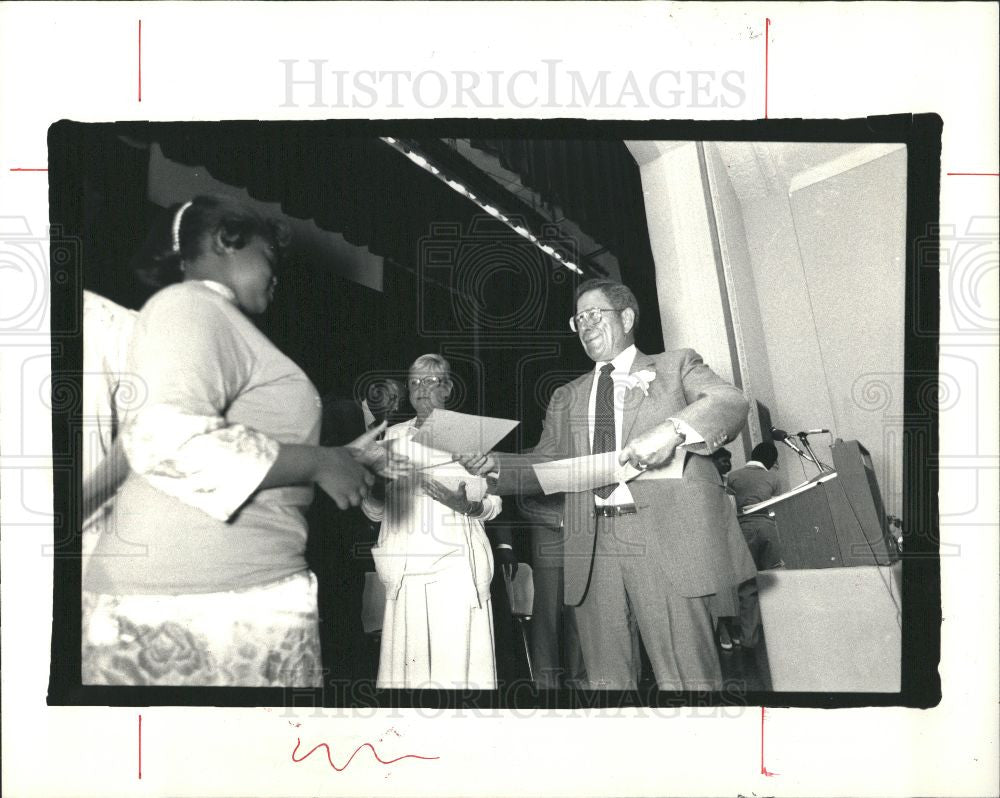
[363,354,502,689]
[83,195,401,687]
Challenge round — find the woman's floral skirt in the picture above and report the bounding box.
[82,570,322,687]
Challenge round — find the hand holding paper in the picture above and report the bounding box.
[347,421,414,479]
[393,437,489,502]
[457,452,497,476]
[618,421,685,470]
[531,448,686,495]
[530,451,627,495]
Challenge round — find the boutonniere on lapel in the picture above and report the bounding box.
[622,369,657,397]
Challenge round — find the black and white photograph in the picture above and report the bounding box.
[47,119,937,706]
[2,4,996,797]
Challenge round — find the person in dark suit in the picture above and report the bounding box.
[520,493,587,689]
[323,377,406,444]
[709,446,742,651]
[726,441,783,648]
[461,278,755,690]
[306,377,403,686]
[487,521,531,685]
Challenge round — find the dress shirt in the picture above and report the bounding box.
[198,279,237,303]
[586,344,708,507]
[587,345,638,507]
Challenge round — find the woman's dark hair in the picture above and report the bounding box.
[750,441,779,469]
[131,194,291,288]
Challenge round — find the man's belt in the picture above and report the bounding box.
[739,509,776,520]
[594,503,638,518]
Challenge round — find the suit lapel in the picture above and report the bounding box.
[621,350,657,445]
[567,350,657,456]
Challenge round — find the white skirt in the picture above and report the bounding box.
[377,565,497,690]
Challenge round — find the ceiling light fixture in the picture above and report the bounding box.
[380,137,583,275]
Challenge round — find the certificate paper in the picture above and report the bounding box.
[410,409,519,455]
[531,450,687,495]
[386,433,490,501]
[531,451,629,495]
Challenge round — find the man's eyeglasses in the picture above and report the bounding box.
[408,376,446,389]
[569,307,620,332]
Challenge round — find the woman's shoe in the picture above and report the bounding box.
[718,624,733,651]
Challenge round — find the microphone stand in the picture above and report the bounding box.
[775,435,825,475]
[779,437,819,467]
[796,434,834,473]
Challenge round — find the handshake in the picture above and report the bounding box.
[340,423,488,517]
[313,421,414,510]
[346,421,413,480]
[320,418,685,510]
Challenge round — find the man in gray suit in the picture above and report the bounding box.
[461,279,755,690]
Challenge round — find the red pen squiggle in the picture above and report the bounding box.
[760,706,780,777]
[291,738,439,772]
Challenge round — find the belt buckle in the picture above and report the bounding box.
[595,504,637,518]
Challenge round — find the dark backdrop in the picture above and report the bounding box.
[50,122,669,448]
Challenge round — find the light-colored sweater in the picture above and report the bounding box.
[85,281,321,594]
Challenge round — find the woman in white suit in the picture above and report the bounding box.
[363,354,501,689]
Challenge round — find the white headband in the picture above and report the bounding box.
[171,201,194,254]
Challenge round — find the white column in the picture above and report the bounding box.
[624,141,738,388]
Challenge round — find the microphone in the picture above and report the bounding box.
[771,427,808,455]
[771,428,832,472]
[797,428,829,437]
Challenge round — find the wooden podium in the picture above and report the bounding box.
[747,440,902,692]
[743,440,898,568]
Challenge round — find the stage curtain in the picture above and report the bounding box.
[156,126,507,276]
[468,138,663,350]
